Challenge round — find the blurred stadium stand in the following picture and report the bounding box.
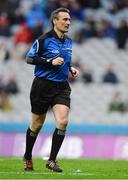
[0,0,128,134]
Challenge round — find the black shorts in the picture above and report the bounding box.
[30,77,71,114]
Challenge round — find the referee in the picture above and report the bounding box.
[23,8,79,172]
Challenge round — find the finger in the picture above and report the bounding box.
[60,59,64,63]
[72,70,76,74]
[59,60,64,64]
[72,71,78,77]
[58,61,63,65]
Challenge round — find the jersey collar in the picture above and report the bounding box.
[51,29,66,43]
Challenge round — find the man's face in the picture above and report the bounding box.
[54,12,71,33]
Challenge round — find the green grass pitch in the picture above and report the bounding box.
[0,157,128,179]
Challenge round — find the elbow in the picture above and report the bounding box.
[25,57,30,64]
[25,57,33,64]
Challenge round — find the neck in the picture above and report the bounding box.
[54,27,64,39]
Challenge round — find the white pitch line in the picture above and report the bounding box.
[0,171,94,176]
[69,172,94,176]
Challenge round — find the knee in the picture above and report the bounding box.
[30,119,43,133]
[57,118,68,130]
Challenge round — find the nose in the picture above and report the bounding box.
[67,20,70,25]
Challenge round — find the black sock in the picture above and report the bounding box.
[49,128,66,161]
[24,128,38,160]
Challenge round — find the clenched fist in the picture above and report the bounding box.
[52,57,64,66]
[70,67,79,77]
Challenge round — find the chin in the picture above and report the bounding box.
[62,29,68,33]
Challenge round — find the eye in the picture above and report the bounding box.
[63,18,70,21]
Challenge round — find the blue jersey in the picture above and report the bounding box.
[26,30,72,82]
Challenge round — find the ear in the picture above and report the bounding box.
[53,18,57,25]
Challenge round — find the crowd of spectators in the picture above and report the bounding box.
[0,0,128,113]
[0,0,128,61]
[68,60,120,85]
[0,0,128,48]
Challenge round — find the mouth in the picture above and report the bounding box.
[65,26,69,29]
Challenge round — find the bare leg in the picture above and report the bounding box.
[52,104,69,130]
[30,113,46,133]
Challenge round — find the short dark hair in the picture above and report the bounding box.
[50,8,70,27]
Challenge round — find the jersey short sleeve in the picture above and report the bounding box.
[26,40,39,57]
